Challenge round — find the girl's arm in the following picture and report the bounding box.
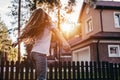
[12,38,22,47]
[52,27,71,52]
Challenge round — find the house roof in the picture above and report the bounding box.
[78,1,120,22]
[91,32,120,40]
[94,1,120,10]
[70,32,120,47]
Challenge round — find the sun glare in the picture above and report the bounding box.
[61,23,74,33]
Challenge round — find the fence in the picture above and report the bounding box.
[0,60,120,80]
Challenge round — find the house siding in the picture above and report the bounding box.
[90,43,98,62]
[87,40,120,63]
[102,10,120,32]
[99,43,120,63]
[81,6,102,40]
[80,6,120,40]
[90,40,120,63]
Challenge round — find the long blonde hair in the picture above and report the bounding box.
[19,8,52,44]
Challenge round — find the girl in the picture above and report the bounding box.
[12,8,71,80]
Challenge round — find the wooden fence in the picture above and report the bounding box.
[0,60,120,80]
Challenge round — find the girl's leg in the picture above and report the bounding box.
[30,52,47,80]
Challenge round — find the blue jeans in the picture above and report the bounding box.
[30,52,47,80]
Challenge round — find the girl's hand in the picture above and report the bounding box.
[62,42,71,52]
[12,42,18,48]
[12,38,22,48]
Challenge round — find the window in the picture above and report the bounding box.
[114,12,120,28]
[108,45,120,57]
[85,17,93,33]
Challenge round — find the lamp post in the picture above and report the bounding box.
[18,0,21,62]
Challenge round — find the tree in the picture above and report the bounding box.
[8,0,33,34]
[7,0,34,61]
[85,0,97,7]
[0,16,18,61]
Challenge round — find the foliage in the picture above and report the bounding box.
[35,0,76,13]
[0,17,18,61]
[85,0,97,7]
[8,0,33,33]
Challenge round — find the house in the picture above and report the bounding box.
[70,0,120,63]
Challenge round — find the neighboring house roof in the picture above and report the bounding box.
[61,47,72,55]
[68,36,82,46]
[94,1,120,10]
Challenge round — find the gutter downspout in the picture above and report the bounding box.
[100,9,103,32]
[96,9,103,63]
[96,40,100,63]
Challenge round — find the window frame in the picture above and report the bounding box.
[108,45,120,57]
[85,17,93,34]
[114,12,120,28]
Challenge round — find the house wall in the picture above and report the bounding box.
[98,41,120,63]
[80,6,120,41]
[102,10,120,32]
[80,5,102,40]
[72,39,120,63]
[90,40,120,63]
[90,43,98,62]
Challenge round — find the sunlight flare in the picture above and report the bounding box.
[61,23,74,33]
